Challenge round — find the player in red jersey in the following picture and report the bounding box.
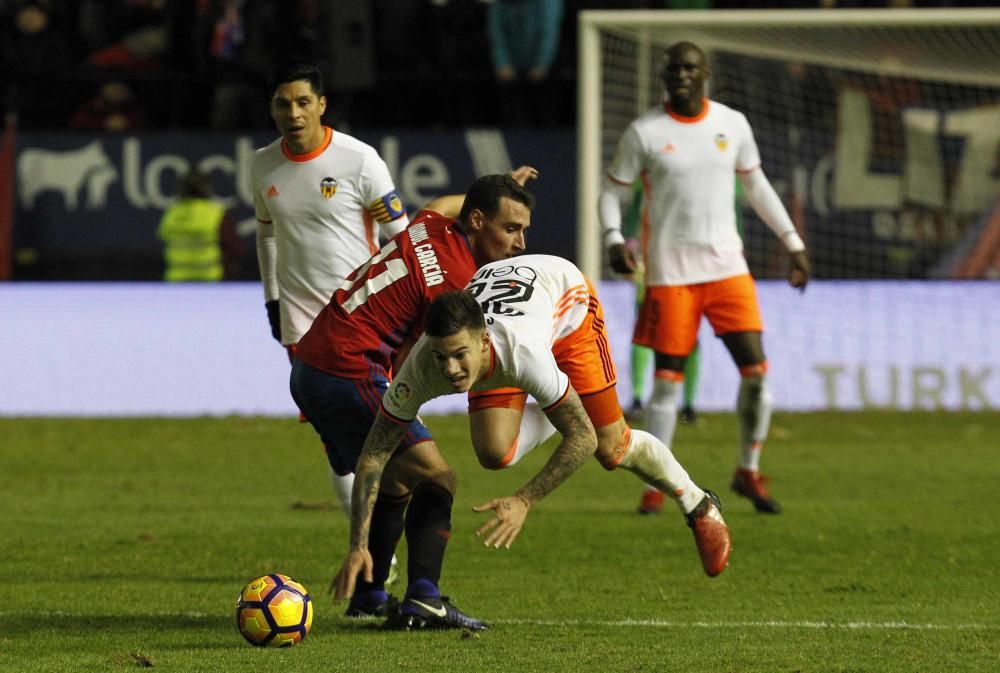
[291,170,537,630]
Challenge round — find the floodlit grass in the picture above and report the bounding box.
[1,412,997,672]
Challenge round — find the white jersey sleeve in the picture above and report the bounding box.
[249,154,279,302]
[381,337,454,422]
[735,111,762,173]
[606,123,646,186]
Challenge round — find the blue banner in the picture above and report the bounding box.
[14,129,576,278]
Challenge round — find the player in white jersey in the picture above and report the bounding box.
[333,255,731,607]
[248,60,408,574]
[598,42,811,514]
[250,60,408,345]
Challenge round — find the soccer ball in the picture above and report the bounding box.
[235,573,313,647]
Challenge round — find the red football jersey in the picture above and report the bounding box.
[295,210,477,378]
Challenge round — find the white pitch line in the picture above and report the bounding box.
[3,612,994,632]
[493,619,996,631]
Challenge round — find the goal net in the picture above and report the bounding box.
[577,8,1000,281]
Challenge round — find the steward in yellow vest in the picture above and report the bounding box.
[158,170,227,281]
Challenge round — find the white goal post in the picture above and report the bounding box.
[577,8,1000,281]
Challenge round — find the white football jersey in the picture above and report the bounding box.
[607,100,760,285]
[381,255,593,421]
[250,126,408,344]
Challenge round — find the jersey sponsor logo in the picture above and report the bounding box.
[320,176,337,199]
[266,184,280,198]
[407,222,445,287]
[660,141,676,153]
[714,134,729,151]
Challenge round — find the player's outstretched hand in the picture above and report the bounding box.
[788,250,811,293]
[608,243,638,275]
[509,165,539,186]
[331,548,373,601]
[472,495,531,549]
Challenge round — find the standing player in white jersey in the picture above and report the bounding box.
[598,42,811,514]
[249,60,409,553]
[334,255,731,610]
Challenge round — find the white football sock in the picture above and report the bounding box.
[617,428,705,514]
[737,375,773,472]
[329,466,355,518]
[648,374,682,449]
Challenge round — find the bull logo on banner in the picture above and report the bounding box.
[18,141,118,209]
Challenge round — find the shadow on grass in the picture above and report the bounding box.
[0,611,394,642]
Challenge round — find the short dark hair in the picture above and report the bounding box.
[458,174,535,225]
[179,168,212,199]
[267,59,324,98]
[425,290,486,338]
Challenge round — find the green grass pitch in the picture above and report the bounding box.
[1,411,997,672]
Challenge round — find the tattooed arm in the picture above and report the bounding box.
[332,410,408,600]
[472,387,597,548]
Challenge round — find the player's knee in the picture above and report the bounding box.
[595,424,630,471]
[479,454,511,471]
[425,465,456,495]
[473,440,514,470]
[739,361,768,382]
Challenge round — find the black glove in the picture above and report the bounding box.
[608,244,636,275]
[265,300,281,342]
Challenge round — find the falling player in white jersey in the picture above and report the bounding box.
[334,254,731,608]
[598,41,811,514]
[248,59,409,572]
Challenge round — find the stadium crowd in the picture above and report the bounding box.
[0,0,989,132]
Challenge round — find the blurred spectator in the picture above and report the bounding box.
[157,167,243,282]
[0,1,75,74]
[69,81,147,132]
[85,0,169,69]
[0,1,78,127]
[487,0,564,127]
[192,0,280,129]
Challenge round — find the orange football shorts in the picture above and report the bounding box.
[633,273,763,356]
